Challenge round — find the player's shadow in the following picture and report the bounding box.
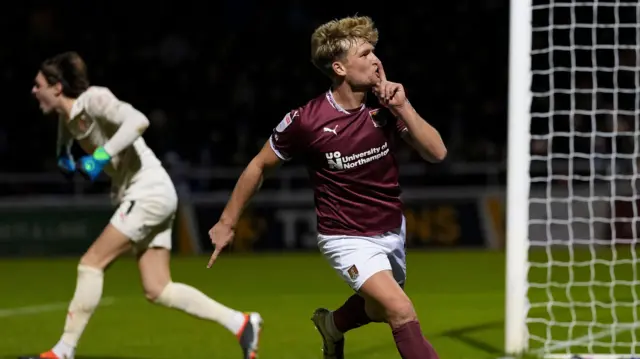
[345,320,508,358]
[436,320,505,356]
[347,342,397,357]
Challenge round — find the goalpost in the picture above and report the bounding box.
[506,0,640,358]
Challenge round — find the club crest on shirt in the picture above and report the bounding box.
[276,110,299,132]
[70,112,95,138]
[369,108,386,128]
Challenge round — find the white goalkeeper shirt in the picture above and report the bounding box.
[57,86,173,203]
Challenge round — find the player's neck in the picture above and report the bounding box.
[331,84,366,111]
[57,97,76,120]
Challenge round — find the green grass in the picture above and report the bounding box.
[0,251,506,359]
[0,249,638,359]
[526,246,640,356]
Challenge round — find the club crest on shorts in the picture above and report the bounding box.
[347,265,360,280]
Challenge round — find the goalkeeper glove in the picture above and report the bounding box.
[57,153,76,180]
[77,147,111,181]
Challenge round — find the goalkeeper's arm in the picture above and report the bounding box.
[76,87,150,181]
[85,87,150,158]
[56,118,75,176]
[78,102,149,180]
[101,104,149,157]
[56,118,73,157]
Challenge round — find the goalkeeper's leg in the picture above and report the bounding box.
[139,231,262,359]
[19,224,132,359]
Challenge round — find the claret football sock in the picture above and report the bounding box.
[332,294,372,335]
[392,320,439,359]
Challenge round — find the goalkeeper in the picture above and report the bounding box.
[25,51,262,359]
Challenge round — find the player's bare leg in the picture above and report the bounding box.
[313,271,438,359]
[363,296,388,322]
[359,270,439,359]
[138,247,262,359]
[20,224,132,359]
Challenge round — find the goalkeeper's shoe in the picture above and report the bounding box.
[237,312,263,359]
[311,308,345,359]
[18,350,72,359]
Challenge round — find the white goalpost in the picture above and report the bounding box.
[506,0,640,358]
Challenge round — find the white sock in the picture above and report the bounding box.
[55,265,104,357]
[52,341,74,359]
[326,311,344,340]
[155,282,246,335]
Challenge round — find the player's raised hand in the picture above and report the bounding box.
[207,221,235,268]
[373,62,408,108]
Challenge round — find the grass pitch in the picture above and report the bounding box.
[2,250,637,358]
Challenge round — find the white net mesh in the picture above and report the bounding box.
[527,0,640,356]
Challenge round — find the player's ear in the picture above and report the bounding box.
[332,61,347,77]
[52,82,63,96]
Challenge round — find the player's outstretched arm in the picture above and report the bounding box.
[207,141,282,267]
[220,141,282,227]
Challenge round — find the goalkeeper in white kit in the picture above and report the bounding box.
[23,51,262,359]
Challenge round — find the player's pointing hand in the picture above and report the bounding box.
[373,62,408,108]
[207,221,235,268]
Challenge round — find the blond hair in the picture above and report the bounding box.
[311,16,379,77]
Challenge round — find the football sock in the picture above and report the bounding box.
[51,342,74,359]
[332,294,372,335]
[55,265,104,357]
[392,320,439,359]
[155,282,246,335]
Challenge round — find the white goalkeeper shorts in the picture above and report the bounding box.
[317,217,407,292]
[109,181,178,251]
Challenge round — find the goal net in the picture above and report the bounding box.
[506,0,640,358]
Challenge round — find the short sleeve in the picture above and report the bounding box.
[269,109,303,161]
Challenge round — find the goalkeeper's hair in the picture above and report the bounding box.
[40,51,90,98]
[310,15,379,78]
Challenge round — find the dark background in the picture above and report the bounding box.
[1,1,635,186]
[0,0,636,251]
[0,1,510,190]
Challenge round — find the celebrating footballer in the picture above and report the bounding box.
[208,15,446,359]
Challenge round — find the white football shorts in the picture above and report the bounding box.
[317,217,407,292]
[109,172,178,251]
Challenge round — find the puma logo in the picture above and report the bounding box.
[323,125,338,136]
